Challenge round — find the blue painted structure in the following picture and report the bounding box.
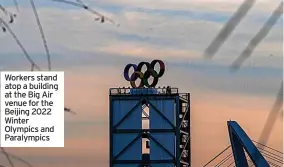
[227,121,270,167]
[109,87,190,167]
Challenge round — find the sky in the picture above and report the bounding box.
[0,0,283,166]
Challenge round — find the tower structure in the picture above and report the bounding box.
[109,60,191,167]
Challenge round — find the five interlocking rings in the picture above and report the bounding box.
[124,60,165,88]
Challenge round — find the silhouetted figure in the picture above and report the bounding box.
[166,86,171,94]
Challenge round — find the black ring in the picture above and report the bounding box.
[143,70,159,87]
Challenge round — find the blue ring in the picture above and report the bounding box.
[124,64,137,81]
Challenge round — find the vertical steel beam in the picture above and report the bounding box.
[228,126,249,167]
[176,96,180,167]
[109,96,113,167]
[188,93,191,167]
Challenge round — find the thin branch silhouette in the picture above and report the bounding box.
[30,0,52,71]
[3,153,33,167]
[0,17,41,70]
[49,0,118,25]
[0,2,77,167]
[13,0,19,11]
[75,0,103,23]
[29,1,75,112]
[1,148,15,167]
[0,5,8,15]
[76,0,85,6]
[64,107,76,114]
[0,5,17,24]
[0,148,34,167]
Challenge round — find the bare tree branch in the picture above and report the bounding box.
[49,0,118,25]
[1,148,15,167]
[0,17,41,70]
[30,0,52,71]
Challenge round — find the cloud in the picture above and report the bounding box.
[97,42,201,59]
[1,1,282,65]
[1,49,281,98]
[84,0,282,13]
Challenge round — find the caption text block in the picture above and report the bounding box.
[0,71,64,147]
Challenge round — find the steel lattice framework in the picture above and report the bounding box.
[109,87,190,167]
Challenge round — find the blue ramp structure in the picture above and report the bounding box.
[203,121,282,167]
[227,121,269,167]
[109,87,191,167]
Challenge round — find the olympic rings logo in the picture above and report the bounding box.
[123,60,165,88]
